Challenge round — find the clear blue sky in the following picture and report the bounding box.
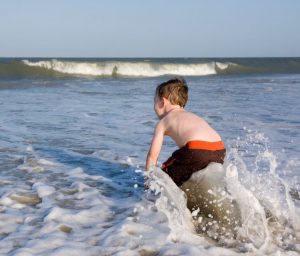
[1,0,299,57]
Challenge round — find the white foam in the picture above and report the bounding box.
[225,163,270,248]
[1,133,299,255]
[0,213,23,234]
[22,59,228,77]
[146,166,209,246]
[44,205,110,224]
[37,158,59,166]
[32,182,56,197]
[215,62,229,70]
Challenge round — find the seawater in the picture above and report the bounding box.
[0,58,299,255]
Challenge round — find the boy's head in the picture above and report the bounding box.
[155,78,188,108]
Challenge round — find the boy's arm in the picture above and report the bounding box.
[145,121,165,171]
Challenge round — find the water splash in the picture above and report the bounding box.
[145,131,300,254]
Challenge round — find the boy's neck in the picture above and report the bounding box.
[163,105,183,117]
[167,105,182,111]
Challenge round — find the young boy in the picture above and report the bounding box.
[146,78,226,187]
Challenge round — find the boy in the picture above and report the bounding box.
[146,78,226,187]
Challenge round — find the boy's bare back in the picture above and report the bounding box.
[159,108,221,148]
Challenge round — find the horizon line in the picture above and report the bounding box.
[1,56,300,59]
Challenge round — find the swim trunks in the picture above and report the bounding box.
[161,141,226,186]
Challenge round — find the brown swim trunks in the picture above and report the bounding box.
[161,141,226,186]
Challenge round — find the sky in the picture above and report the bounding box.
[0,0,299,57]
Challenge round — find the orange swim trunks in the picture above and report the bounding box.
[161,141,226,186]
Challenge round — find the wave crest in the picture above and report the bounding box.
[22,59,229,77]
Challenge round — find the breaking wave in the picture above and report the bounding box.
[21,59,222,77]
[0,58,299,79]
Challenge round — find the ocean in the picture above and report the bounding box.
[0,58,299,255]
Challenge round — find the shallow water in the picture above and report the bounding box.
[0,66,300,255]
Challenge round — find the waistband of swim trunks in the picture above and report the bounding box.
[185,140,225,150]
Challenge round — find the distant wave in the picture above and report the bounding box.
[22,59,229,77]
[0,58,299,79]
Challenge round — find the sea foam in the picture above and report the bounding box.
[22,59,230,77]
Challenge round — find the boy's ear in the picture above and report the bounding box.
[162,97,168,106]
